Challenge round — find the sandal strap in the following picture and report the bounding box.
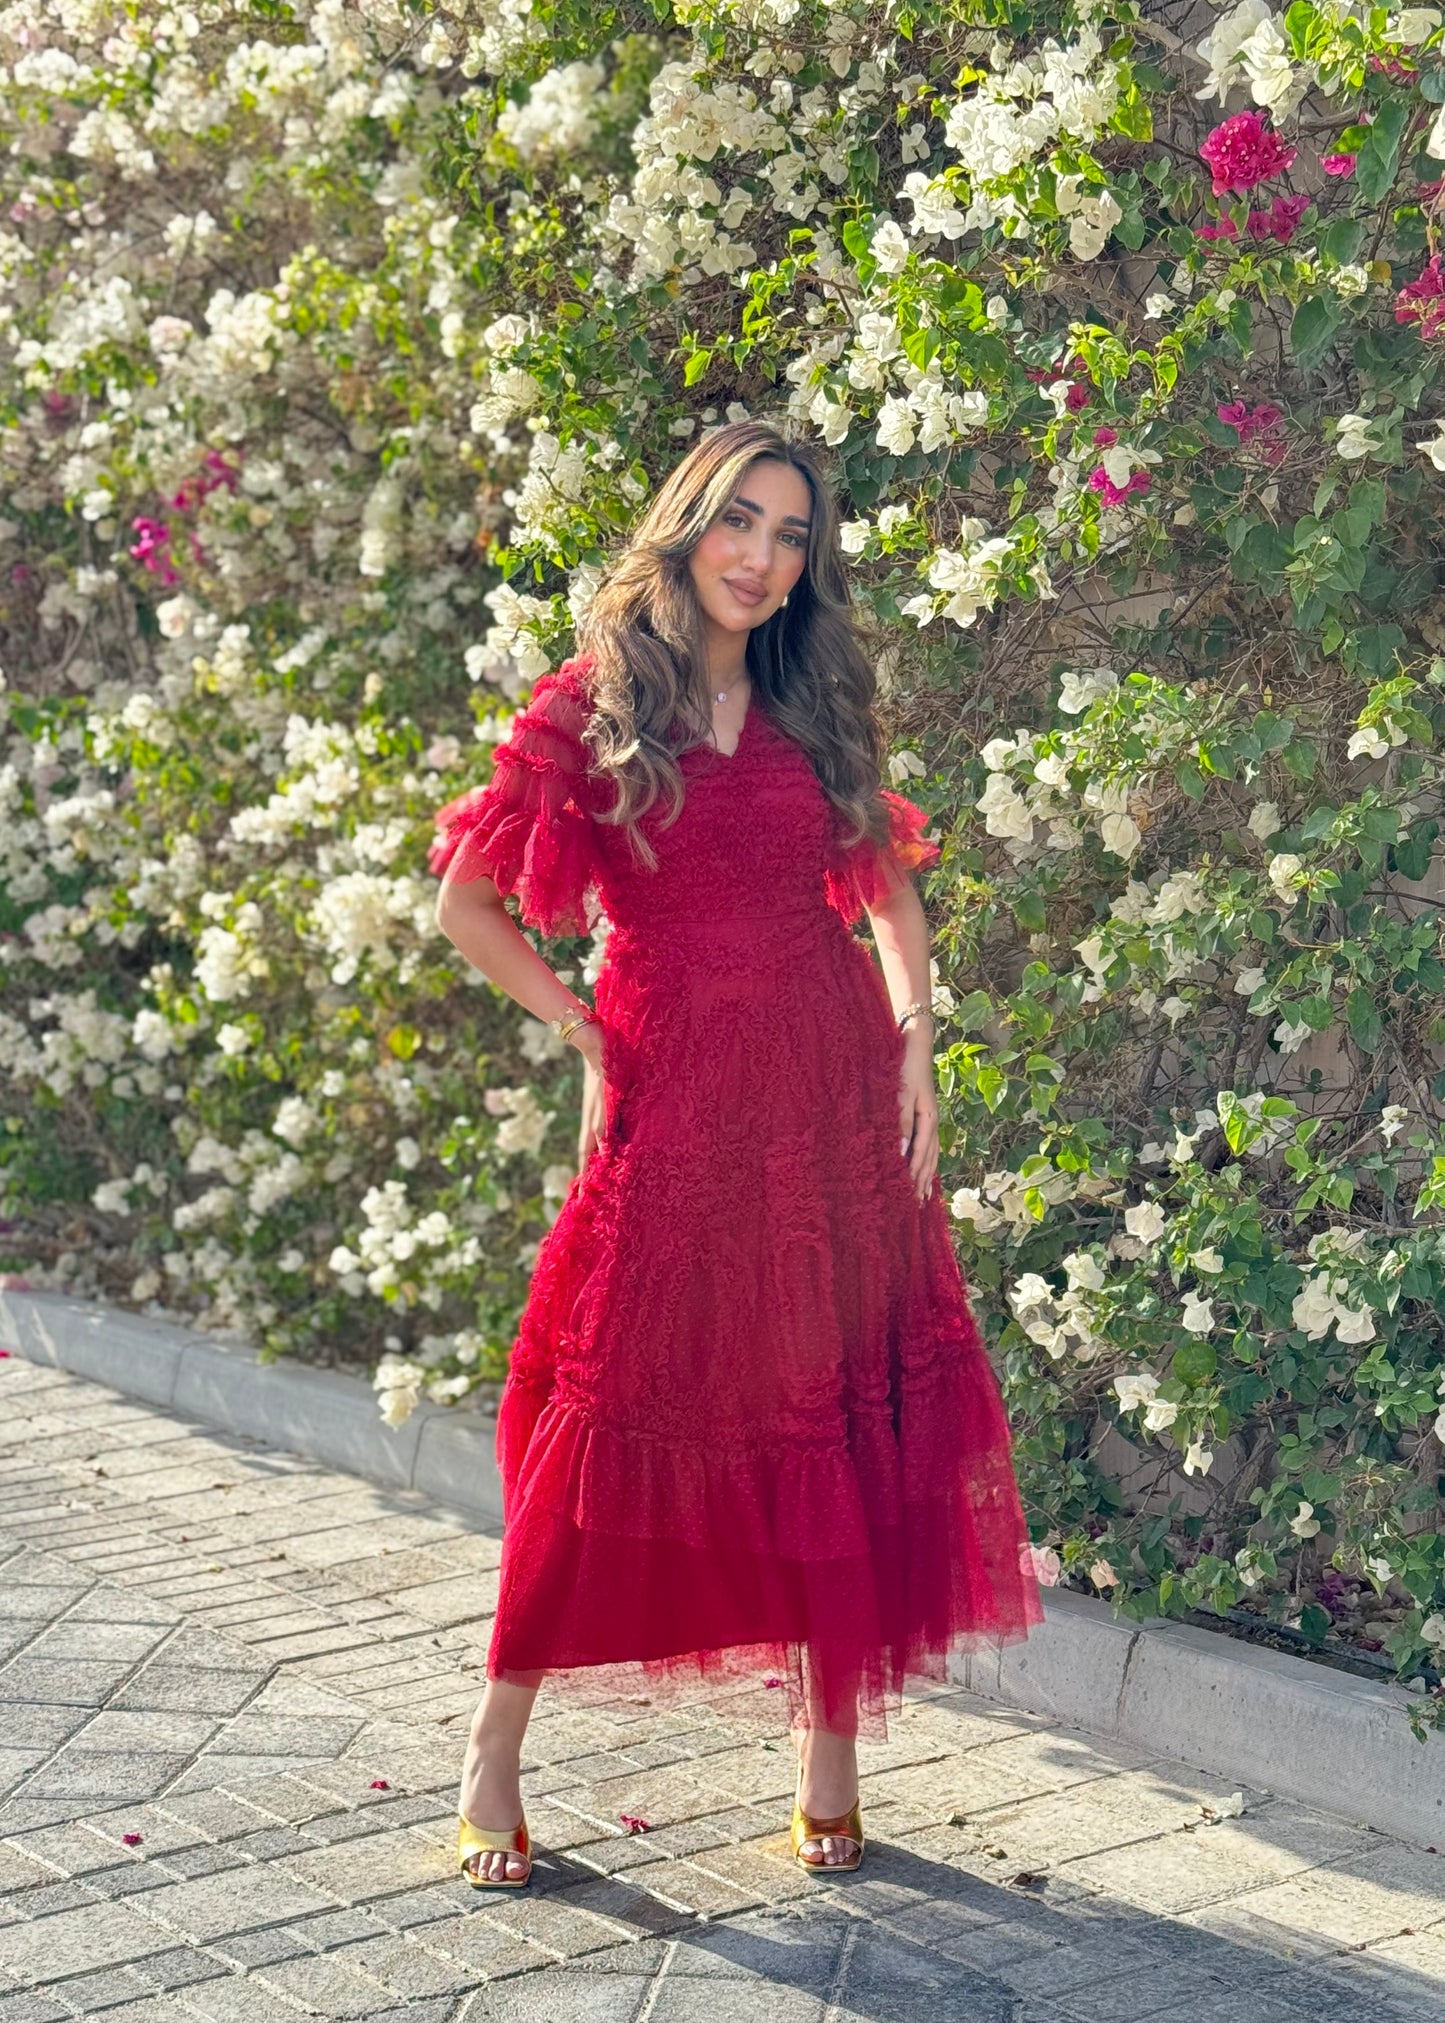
[458,1816,531,1862]
[792,1799,863,1846]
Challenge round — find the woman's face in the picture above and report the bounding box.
[687,458,812,638]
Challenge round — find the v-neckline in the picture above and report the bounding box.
[705,695,756,762]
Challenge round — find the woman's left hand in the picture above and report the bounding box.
[897,1021,939,1203]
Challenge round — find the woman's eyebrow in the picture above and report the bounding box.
[730,493,812,529]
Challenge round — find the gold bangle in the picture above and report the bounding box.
[897,1000,932,1031]
[551,1008,596,1043]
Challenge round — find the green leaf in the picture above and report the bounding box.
[1012,890,1048,932]
[976,1064,1008,1112]
[1391,820,1438,879]
[1346,988,1383,1052]
[1356,96,1409,201]
[683,348,711,387]
[1290,293,1345,369]
[953,989,993,1032]
[1173,1339,1218,1386]
[1320,217,1367,263]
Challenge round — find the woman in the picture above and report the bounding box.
[431,419,1043,1890]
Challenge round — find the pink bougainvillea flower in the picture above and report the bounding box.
[1088,465,1152,508]
[1322,152,1357,178]
[762,1674,785,1688]
[1396,254,1445,339]
[1199,111,1297,196]
[1020,1541,1062,1587]
[1218,400,1287,465]
[122,1832,143,1847]
[1065,381,1091,411]
[1197,217,1240,245]
[1093,426,1118,447]
[369,1779,390,1790]
[168,451,241,515]
[1248,193,1310,244]
[618,1814,652,1834]
[128,517,179,586]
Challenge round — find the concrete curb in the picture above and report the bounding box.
[0,1287,504,1524]
[3,1287,1442,1846]
[953,1588,1445,1848]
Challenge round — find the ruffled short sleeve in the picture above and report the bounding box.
[824,788,940,928]
[427,659,602,938]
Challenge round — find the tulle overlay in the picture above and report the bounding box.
[430,657,1043,1735]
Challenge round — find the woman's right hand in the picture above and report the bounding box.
[571,1021,610,1172]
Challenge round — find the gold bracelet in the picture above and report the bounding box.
[897,999,932,1031]
[550,1008,597,1043]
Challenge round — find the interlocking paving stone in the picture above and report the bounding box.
[2,1359,1445,2022]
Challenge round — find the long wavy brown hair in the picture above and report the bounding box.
[575,419,896,873]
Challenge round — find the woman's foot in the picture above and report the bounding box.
[793,1727,861,1868]
[458,1744,529,1884]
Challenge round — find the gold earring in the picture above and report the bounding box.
[781,593,789,609]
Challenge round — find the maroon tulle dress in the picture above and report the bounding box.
[429,654,1042,1733]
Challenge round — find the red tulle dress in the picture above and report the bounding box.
[429,655,1042,1734]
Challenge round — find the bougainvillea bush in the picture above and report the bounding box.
[5,0,1445,1725]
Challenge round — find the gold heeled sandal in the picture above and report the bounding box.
[790,1765,864,1875]
[457,1812,533,1891]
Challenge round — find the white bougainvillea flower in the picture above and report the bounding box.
[1379,1104,1409,1144]
[1100,810,1142,858]
[978,773,1035,840]
[1237,17,1301,112]
[869,217,910,272]
[1416,424,1445,471]
[1272,1016,1311,1056]
[1182,1439,1214,1476]
[875,396,916,455]
[1181,1292,1215,1333]
[1334,412,1382,461]
[1058,666,1118,713]
[1292,1271,1376,1343]
[1114,1370,1161,1412]
[1390,7,1442,42]
[1289,1499,1321,1537]
[1063,1249,1106,1290]
[1234,966,1267,997]
[1143,1396,1180,1433]
[1267,851,1304,898]
[950,1186,1006,1231]
[1195,0,1276,102]
[1248,800,1282,839]
[1124,1200,1166,1242]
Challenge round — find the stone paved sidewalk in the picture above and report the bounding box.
[2,1358,1444,2022]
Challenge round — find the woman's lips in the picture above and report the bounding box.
[723,577,767,607]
